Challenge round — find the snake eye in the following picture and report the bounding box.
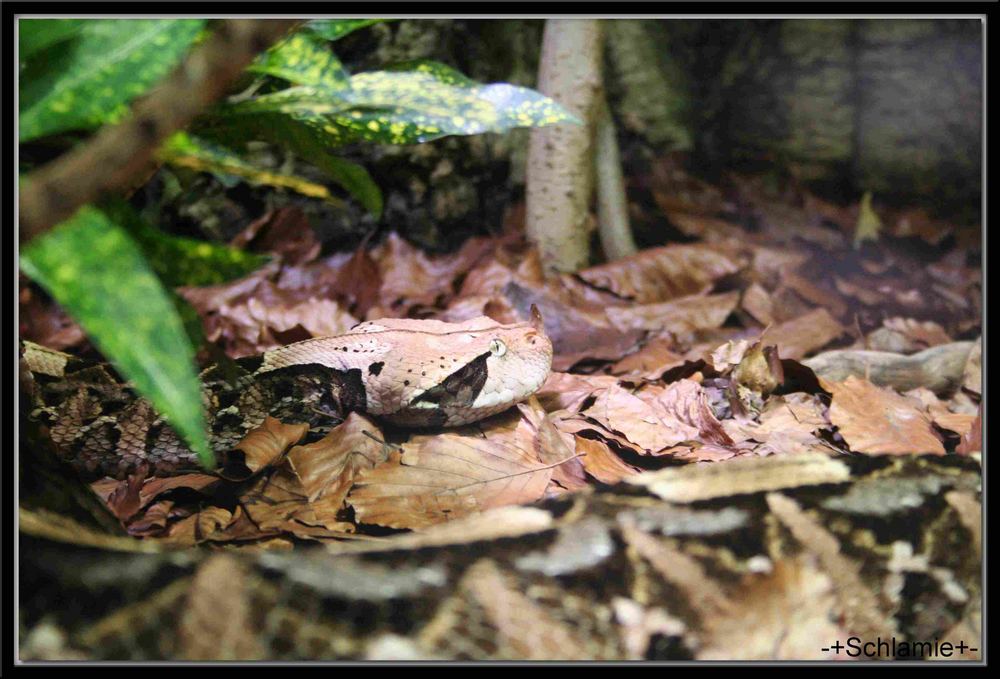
[489,338,507,357]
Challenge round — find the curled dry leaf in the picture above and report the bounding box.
[502,280,644,371]
[955,406,982,456]
[761,308,844,361]
[287,413,391,524]
[371,232,494,314]
[332,244,382,318]
[780,269,848,320]
[732,342,784,397]
[904,387,977,438]
[741,282,775,326]
[229,416,309,475]
[238,465,356,538]
[574,435,641,484]
[709,338,751,373]
[584,379,731,454]
[230,206,320,266]
[604,291,740,335]
[348,431,563,530]
[827,376,945,455]
[535,372,620,413]
[610,337,687,379]
[577,243,743,304]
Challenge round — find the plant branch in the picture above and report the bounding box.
[19,19,302,244]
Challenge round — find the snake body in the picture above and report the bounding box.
[20,310,553,480]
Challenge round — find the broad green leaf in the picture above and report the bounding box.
[193,119,384,217]
[159,131,346,208]
[20,205,213,467]
[247,30,349,90]
[19,19,205,142]
[306,19,386,42]
[216,71,579,146]
[103,195,270,287]
[383,59,478,87]
[18,19,86,60]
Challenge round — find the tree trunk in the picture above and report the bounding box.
[525,19,603,275]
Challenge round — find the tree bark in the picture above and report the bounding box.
[525,19,603,275]
[594,95,637,260]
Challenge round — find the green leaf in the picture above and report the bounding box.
[382,59,478,86]
[215,71,579,146]
[193,119,384,218]
[19,19,205,142]
[20,205,213,467]
[159,131,347,209]
[247,30,349,90]
[103,195,270,287]
[19,19,86,60]
[306,19,386,42]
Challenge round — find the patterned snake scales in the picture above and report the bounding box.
[20,308,553,480]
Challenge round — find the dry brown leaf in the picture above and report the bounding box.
[827,376,944,455]
[780,269,849,319]
[751,246,811,283]
[535,372,620,413]
[517,398,588,494]
[584,379,731,453]
[371,232,493,313]
[610,337,687,378]
[741,282,775,325]
[643,379,734,448]
[605,291,740,334]
[956,406,982,456]
[502,280,643,371]
[577,244,743,304]
[348,431,563,530]
[662,211,747,242]
[165,506,234,546]
[574,435,641,484]
[333,244,382,317]
[732,342,784,396]
[904,387,977,438]
[19,278,87,350]
[586,383,700,452]
[286,413,391,528]
[761,308,844,361]
[709,338,751,373]
[230,206,320,265]
[230,417,309,475]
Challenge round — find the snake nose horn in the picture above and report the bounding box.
[529,304,545,332]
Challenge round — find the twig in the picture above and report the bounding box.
[19,19,303,244]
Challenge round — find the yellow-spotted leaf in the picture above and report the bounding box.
[306,19,386,42]
[248,30,349,90]
[19,19,205,141]
[159,132,343,206]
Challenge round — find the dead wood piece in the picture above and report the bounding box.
[803,341,974,396]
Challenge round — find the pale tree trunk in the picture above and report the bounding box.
[594,94,637,260]
[526,19,603,275]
